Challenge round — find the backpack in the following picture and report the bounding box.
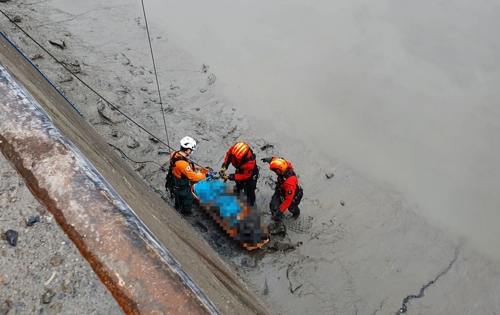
[165,153,188,198]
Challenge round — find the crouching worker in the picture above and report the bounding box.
[220,142,259,206]
[261,157,303,223]
[166,136,207,216]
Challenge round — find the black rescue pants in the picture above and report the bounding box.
[235,178,257,206]
[269,187,301,218]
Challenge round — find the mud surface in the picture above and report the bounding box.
[1,1,500,314]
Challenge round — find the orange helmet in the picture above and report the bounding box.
[231,142,250,159]
[269,158,288,174]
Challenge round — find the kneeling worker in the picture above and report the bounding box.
[261,156,303,222]
[168,136,207,216]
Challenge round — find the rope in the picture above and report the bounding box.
[0,9,210,170]
[139,0,171,153]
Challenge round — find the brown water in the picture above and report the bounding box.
[147,0,500,257]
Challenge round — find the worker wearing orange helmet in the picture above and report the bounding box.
[220,142,259,206]
[261,156,303,221]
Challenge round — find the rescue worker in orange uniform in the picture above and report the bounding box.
[261,156,303,221]
[168,136,208,216]
[220,142,259,206]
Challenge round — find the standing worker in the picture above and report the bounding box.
[261,156,303,222]
[220,142,259,206]
[166,136,208,216]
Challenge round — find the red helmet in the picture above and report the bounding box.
[269,158,288,174]
[231,142,250,159]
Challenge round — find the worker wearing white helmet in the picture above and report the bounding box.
[165,136,208,216]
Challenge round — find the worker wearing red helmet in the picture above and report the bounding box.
[261,156,303,221]
[220,142,259,206]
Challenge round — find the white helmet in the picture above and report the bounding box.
[180,136,197,150]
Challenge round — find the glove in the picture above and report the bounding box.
[207,171,215,179]
[271,210,284,222]
[261,157,273,164]
[222,174,229,181]
[219,167,227,176]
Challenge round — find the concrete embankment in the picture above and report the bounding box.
[0,33,269,315]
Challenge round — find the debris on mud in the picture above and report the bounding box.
[42,289,56,304]
[266,239,296,252]
[48,39,65,49]
[325,173,334,179]
[5,230,18,246]
[340,200,345,206]
[260,144,274,151]
[26,215,40,226]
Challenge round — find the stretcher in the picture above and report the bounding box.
[191,178,269,250]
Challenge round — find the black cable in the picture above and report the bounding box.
[139,0,171,153]
[108,143,163,167]
[0,9,209,170]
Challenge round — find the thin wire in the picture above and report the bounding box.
[0,10,210,170]
[139,0,171,153]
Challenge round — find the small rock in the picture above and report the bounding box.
[12,16,22,23]
[110,130,118,138]
[199,89,206,93]
[42,289,56,304]
[48,39,65,49]
[148,136,159,143]
[325,173,334,179]
[201,64,209,73]
[232,108,236,111]
[340,200,345,206]
[26,216,40,226]
[140,87,147,91]
[49,255,64,266]
[5,230,18,246]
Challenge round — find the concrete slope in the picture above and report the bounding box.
[0,33,269,315]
